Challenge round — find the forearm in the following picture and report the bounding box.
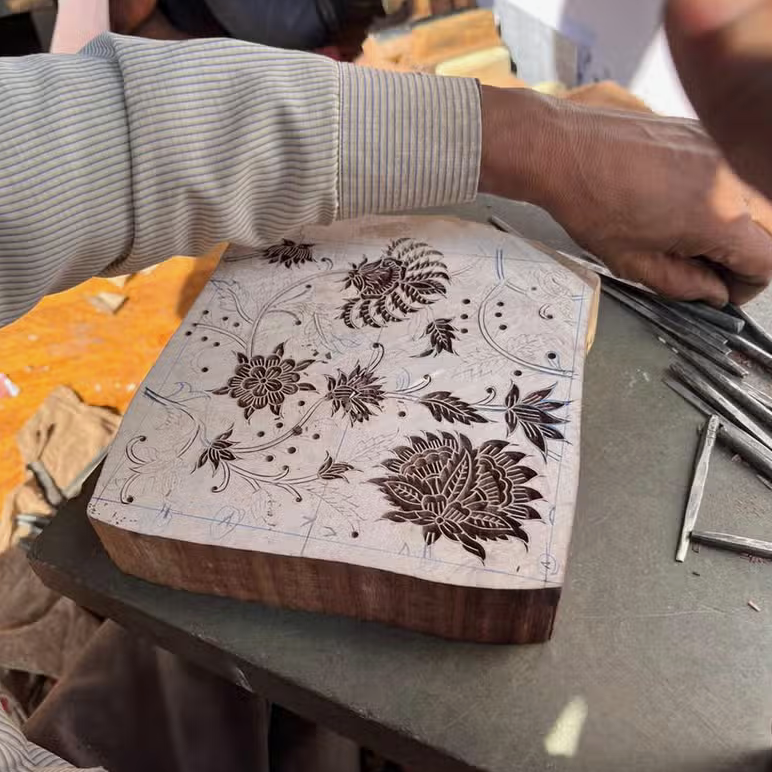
[0,37,484,326]
[0,49,132,326]
[478,85,566,210]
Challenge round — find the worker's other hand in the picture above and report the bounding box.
[666,0,772,203]
[478,86,772,305]
[110,0,157,33]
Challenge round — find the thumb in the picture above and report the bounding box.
[665,0,772,200]
[607,251,730,307]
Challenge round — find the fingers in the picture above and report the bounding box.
[665,0,772,200]
[608,251,730,306]
[702,216,772,303]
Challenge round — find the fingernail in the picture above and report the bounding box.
[667,0,766,36]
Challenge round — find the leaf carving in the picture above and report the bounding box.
[418,391,488,425]
[504,382,569,458]
[415,317,459,358]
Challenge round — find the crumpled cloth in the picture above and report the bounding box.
[0,386,112,682]
[21,622,359,772]
[0,546,99,680]
[0,386,120,552]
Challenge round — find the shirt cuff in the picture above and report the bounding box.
[337,64,481,219]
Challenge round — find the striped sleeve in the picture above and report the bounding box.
[0,34,481,327]
[338,63,480,218]
[0,49,132,325]
[0,708,103,772]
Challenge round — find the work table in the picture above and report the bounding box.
[29,198,772,772]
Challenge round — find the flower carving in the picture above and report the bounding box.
[211,343,315,420]
[260,239,315,268]
[318,453,356,481]
[339,238,450,329]
[504,383,568,458]
[371,433,542,561]
[325,362,385,424]
[196,428,239,474]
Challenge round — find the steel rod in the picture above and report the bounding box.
[656,329,748,378]
[727,333,772,373]
[728,304,772,354]
[690,530,772,560]
[605,286,747,377]
[646,296,729,349]
[667,300,744,333]
[664,377,772,481]
[669,360,772,450]
[603,284,726,353]
[602,274,732,348]
[676,415,720,562]
[717,423,772,481]
[603,281,729,352]
[746,383,772,412]
[672,346,772,428]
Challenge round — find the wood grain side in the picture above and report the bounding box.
[91,517,560,644]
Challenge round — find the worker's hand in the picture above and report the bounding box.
[478,86,772,305]
[666,0,772,203]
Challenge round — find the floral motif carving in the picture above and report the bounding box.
[260,239,316,269]
[372,432,542,561]
[504,383,568,458]
[211,343,315,420]
[340,238,449,329]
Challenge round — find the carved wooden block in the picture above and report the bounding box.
[89,216,599,643]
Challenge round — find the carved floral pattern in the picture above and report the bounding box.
[196,427,239,474]
[415,317,458,357]
[504,383,568,458]
[117,228,582,574]
[260,239,316,269]
[340,238,450,328]
[317,453,356,481]
[325,362,386,424]
[211,343,315,420]
[372,432,542,561]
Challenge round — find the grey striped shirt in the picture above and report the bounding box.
[0,706,103,771]
[0,33,480,328]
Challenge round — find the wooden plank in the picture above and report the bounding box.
[92,518,560,644]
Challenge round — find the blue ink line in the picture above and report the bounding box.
[91,495,561,586]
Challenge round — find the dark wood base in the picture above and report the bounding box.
[91,517,560,644]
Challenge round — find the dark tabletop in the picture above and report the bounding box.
[30,198,772,772]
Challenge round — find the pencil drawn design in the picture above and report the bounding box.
[372,432,542,561]
[504,383,569,459]
[260,239,316,269]
[120,435,188,503]
[211,343,316,420]
[340,238,449,329]
[415,318,458,357]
